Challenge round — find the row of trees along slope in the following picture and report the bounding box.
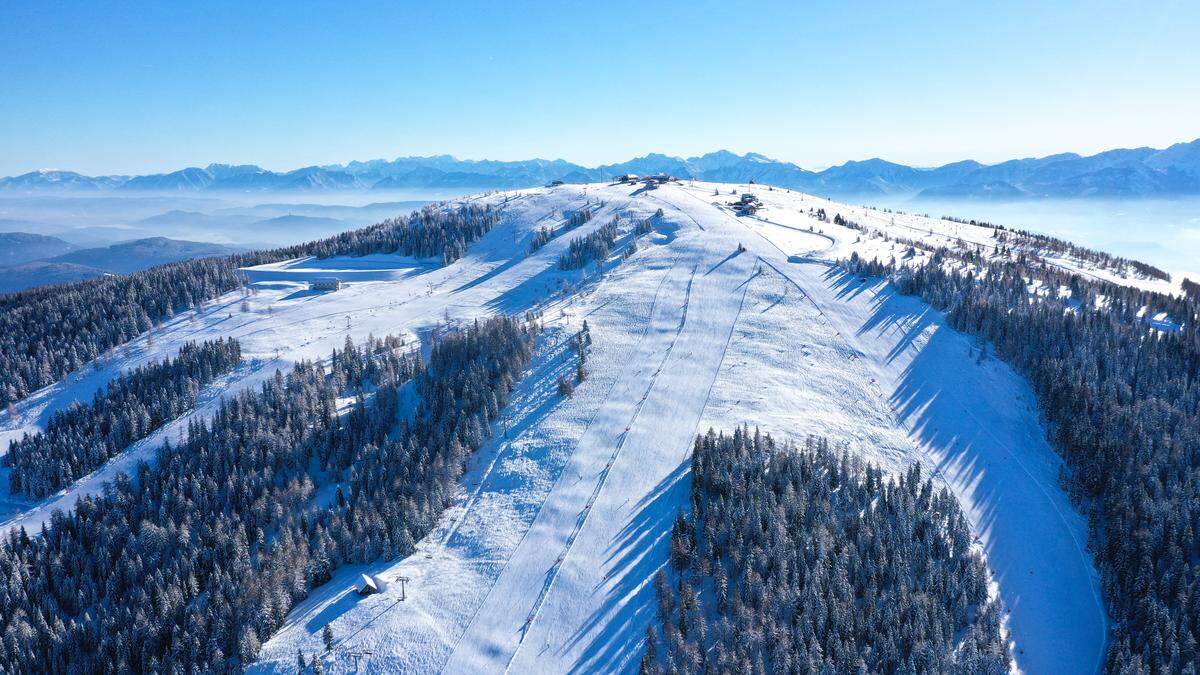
[0,315,536,672]
[0,203,501,409]
[5,337,241,498]
[849,246,1200,674]
[642,428,1010,674]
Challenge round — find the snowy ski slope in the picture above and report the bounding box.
[0,182,1123,673]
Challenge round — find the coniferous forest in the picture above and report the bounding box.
[850,249,1200,674]
[1,189,1196,674]
[0,203,499,409]
[558,220,619,271]
[530,205,596,254]
[641,428,1009,675]
[5,338,242,498]
[0,316,535,672]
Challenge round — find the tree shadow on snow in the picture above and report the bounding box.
[562,460,691,674]
[825,267,939,364]
[442,334,581,558]
[822,264,876,304]
[862,275,1101,672]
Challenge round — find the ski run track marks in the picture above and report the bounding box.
[0,182,1112,674]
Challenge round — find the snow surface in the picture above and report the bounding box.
[0,182,1122,673]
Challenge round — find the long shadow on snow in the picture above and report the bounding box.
[280,288,328,301]
[445,203,567,295]
[704,250,741,276]
[824,267,938,364]
[451,255,528,295]
[821,264,876,304]
[791,254,1095,670]
[853,272,1095,665]
[303,586,372,635]
[453,195,604,295]
[481,263,569,317]
[884,323,1034,629]
[562,459,691,674]
[481,239,631,318]
[843,269,1010,552]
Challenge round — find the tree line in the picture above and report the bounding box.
[642,428,1010,674]
[1183,278,1199,302]
[0,203,500,409]
[0,316,536,672]
[559,220,619,271]
[529,204,597,254]
[935,214,1172,281]
[850,247,1200,674]
[5,337,242,498]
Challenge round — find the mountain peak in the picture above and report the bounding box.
[4,139,1199,198]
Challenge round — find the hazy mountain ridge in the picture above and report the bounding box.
[4,138,1199,198]
[0,236,242,293]
[0,232,79,266]
[0,261,109,293]
[47,236,241,275]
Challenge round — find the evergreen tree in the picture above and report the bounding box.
[5,338,242,497]
[644,428,1012,674]
[848,244,1200,673]
[0,203,500,409]
[0,317,537,672]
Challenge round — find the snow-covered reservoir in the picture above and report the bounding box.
[0,183,1110,673]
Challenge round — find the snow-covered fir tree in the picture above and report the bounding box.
[0,317,535,672]
[848,245,1200,674]
[642,428,1011,674]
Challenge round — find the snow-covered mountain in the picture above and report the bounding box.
[3,181,1152,673]
[5,138,1199,197]
[0,170,128,191]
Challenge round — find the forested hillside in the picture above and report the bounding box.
[0,316,534,672]
[642,428,1010,674]
[851,249,1200,673]
[0,182,1161,672]
[5,337,241,497]
[559,220,619,270]
[0,203,499,408]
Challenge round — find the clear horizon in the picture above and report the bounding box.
[2,1,1198,176]
[7,136,1200,179]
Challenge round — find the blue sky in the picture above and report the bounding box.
[1,1,1197,175]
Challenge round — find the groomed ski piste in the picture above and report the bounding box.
[1,180,1141,673]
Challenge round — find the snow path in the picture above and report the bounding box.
[262,184,1107,673]
[438,253,689,662]
[497,231,755,674]
[504,264,701,663]
[0,183,1107,673]
[777,259,1106,674]
[676,185,1105,674]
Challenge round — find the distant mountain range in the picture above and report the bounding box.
[4,139,1199,199]
[0,237,242,294]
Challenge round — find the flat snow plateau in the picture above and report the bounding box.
[0,183,1110,674]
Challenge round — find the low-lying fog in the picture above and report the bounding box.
[861,195,1200,282]
[2,188,1197,284]
[0,188,469,249]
